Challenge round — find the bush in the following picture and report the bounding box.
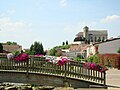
[88,54,98,63]
[98,54,120,68]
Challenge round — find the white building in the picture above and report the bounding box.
[87,38,120,57]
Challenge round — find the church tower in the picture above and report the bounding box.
[83,26,89,41]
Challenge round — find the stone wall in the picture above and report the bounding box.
[0,71,103,88]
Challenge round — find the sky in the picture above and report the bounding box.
[0,0,120,50]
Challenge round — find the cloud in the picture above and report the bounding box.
[0,17,31,32]
[0,17,33,49]
[60,0,67,7]
[100,15,120,23]
[0,9,16,17]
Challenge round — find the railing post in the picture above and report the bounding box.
[104,71,106,86]
[64,63,71,87]
[26,59,29,77]
[64,63,67,81]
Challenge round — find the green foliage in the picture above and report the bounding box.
[12,50,20,56]
[66,40,68,45]
[49,48,56,56]
[56,45,71,49]
[62,42,65,46]
[49,44,71,56]
[25,49,34,55]
[29,41,45,55]
[74,55,84,62]
[117,47,120,54]
[88,54,98,63]
[0,43,3,53]
[6,41,17,45]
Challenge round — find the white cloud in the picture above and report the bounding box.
[0,13,5,17]
[0,9,16,17]
[0,17,33,49]
[60,0,67,7]
[100,15,120,23]
[0,17,31,32]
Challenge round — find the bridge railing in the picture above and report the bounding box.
[0,55,106,85]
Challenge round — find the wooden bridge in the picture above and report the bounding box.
[0,55,106,88]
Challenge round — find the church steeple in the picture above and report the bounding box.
[83,26,89,38]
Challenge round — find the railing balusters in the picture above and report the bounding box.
[0,55,106,85]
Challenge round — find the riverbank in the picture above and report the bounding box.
[0,82,120,90]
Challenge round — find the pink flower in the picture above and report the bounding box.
[35,54,44,57]
[82,62,108,72]
[57,57,69,66]
[15,53,29,62]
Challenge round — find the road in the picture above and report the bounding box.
[106,68,120,89]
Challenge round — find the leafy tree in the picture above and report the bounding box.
[49,44,71,56]
[66,40,68,45]
[0,43,3,53]
[39,43,44,54]
[62,42,65,46]
[25,49,34,55]
[6,41,17,45]
[6,41,12,45]
[12,42,17,45]
[49,48,56,56]
[29,41,45,55]
[30,44,34,51]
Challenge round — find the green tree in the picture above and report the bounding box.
[66,40,68,45]
[49,48,56,56]
[6,41,12,45]
[12,42,17,45]
[6,41,17,45]
[29,41,45,55]
[30,44,34,51]
[62,42,65,46]
[49,44,71,56]
[0,43,3,53]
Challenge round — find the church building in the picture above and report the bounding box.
[74,26,108,44]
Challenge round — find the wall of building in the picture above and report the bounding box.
[98,39,120,54]
[3,45,22,53]
[87,46,96,57]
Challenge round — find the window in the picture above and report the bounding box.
[102,37,105,42]
[91,37,93,42]
[98,37,101,42]
[95,37,97,42]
